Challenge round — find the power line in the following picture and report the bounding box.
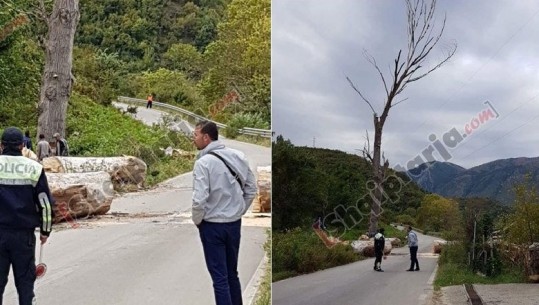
[460,110,539,160]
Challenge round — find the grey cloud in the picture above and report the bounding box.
[273,0,539,169]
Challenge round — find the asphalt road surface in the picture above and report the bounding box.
[2,104,270,305]
[273,230,440,305]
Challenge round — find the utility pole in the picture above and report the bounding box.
[313,137,316,148]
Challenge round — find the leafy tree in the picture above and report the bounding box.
[73,46,126,105]
[500,178,539,245]
[162,43,203,79]
[417,194,460,232]
[0,3,43,129]
[272,136,330,230]
[131,68,202,109]
[200,0,270,123]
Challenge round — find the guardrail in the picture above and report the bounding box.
[117,96,271,138]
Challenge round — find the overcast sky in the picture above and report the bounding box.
[272,0,539,170]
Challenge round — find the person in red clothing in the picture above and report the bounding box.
[146,94,153,109]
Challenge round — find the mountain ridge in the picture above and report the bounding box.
[405,156,539,204]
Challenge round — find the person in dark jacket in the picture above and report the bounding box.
[53,132,69,156]
[0,127,54,305]
[374,228,386,272]
[23,130,33,151]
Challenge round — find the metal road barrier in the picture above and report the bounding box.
[117,96,271,138]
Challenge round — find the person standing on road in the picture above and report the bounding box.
[0,127,54,305]
[36,134,51,162]
[23,130,33,151]
[191,120,257,305]
[53,132,69,156]
[406,225,420,271]
[146,94,153,109]
[374,228,386,272]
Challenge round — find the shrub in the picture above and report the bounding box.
[395,214,416,226]
[273,228,361,281]
[224,112,269,138]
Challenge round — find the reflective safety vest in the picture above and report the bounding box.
[0,155,53,234]
[0,155,42,185]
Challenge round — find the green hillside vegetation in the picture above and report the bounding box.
[272,136,426,232]
[74,0,270,127]
[1,0,269,185]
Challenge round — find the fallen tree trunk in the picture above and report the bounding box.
[251,166,271,213]
[351,240,392,257]
[43,156,147,190]
[433,239,447,254]
[46,172,114,223]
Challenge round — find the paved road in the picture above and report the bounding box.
[273,230,440,305]
[2,104,270,305]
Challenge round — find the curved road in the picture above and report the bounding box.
[273,230,440,305]
[2,104,270,305]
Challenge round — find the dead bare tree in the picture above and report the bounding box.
[347,0,457,235]
[37,0,79,140]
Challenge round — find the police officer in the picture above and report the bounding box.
[0,127,54,305]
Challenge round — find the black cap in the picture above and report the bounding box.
[1,127,24,145]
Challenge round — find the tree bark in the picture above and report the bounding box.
[37,0,80,139]
[46,171,113,223]
[251,166,271,213]
[42,156,147,190]
[369,117,384,235]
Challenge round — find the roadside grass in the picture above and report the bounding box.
[254,230,271,305]
[434,262,527,288]
[384,224,408,242]
[234,134,271,147]
[434,242,527,289]
[272,228,363,282]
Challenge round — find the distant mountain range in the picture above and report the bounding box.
[405,157,539,204]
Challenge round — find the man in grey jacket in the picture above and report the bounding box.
[406,225,420,271]
[192,121,257,305]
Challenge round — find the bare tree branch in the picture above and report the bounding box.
[408,42,456,82]
[362,130,374,163]
[393,97,409,107]
[346,75,377,114]
[363,49,389,97]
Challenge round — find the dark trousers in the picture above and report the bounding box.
[199,220,242,305]
[374,251,383,270]
[146,101,152,108]
[409,246,419,270]
[0,230,36,305]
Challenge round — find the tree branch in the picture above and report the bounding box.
[393,97,409,107]
[363,49,389,97]
[363,130,374,163]
[346,75,377,114]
